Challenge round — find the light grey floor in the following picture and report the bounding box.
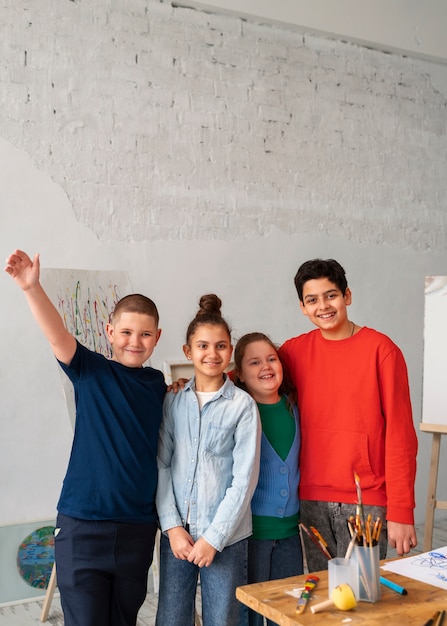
[1,522,445,625]
[0,569,159,626]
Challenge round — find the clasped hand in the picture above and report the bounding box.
[167,527,217,567]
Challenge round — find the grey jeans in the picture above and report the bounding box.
[300,500,387,573]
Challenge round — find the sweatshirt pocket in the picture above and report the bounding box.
[303,429,379,491]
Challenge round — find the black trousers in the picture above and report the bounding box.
[55,513,157,626]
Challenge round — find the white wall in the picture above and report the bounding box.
[1,0,447,529]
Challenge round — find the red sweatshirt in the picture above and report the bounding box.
[279,327,417,524]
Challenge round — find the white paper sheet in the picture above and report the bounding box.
[381,546,447,590]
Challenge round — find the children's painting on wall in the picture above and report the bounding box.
[16,525,55,591]
[41,268,132,357]
[0,520,56,604]
[40,268,132,428]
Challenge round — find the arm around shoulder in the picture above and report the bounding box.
[5,250,76,365]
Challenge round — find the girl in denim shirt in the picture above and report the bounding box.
[155,294,261,626]
[234,333,303,626]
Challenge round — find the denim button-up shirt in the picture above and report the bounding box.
[156,375,261,552]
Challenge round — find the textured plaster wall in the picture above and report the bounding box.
[1,1,446,247]
[1,0,447,527]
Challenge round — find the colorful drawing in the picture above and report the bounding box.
[16,526,55,589]
[381,546,447,589]
[40,269,133,427]
[41,269,132,358]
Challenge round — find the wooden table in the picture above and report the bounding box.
[236,561,447,625]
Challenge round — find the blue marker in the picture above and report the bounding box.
[380,576,408,595]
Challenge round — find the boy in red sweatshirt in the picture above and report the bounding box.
[279,258,418,572]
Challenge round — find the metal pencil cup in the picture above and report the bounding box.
[351,543,381,602]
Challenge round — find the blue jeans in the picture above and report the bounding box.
[248,534,304,626]
[156,533,248,626]
[55,513,157,626]
[300,501,388,573]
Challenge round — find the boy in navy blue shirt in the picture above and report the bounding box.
[5,249,166,626]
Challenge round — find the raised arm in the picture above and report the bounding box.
[5,250,76,365]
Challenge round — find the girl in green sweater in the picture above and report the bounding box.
[234,332,303,626]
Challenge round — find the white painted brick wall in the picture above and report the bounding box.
[0,0,446,250]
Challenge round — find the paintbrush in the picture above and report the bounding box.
[354,471,366,534]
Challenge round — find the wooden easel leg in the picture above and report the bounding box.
[423,432,441,552]
[40,562,57,622]
[152,529,161,595]
[195,608,202,626]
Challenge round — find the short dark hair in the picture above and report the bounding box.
[111,294,159,326]
[294,259,348,302]
[185,294,231,344]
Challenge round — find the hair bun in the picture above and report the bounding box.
[185,293,231,343]
[197,294,222,317]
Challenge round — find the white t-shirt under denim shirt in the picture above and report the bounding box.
[156,374,261,552]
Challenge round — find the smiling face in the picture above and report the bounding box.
[300,277,352,339]
[238,340,283,404]
[183,323,233,391]
[106,311,161,367]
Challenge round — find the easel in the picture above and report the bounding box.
[40,562,57,622]
[420,423,447,551]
